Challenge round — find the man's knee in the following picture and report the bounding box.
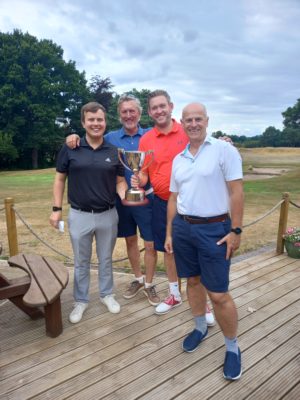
[144,240,156,254]
[208,291,231,306]
[187,276,201,288]
[125,235,138,249]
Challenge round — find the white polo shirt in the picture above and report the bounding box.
[170,135,243,217]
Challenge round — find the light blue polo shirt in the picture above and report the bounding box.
[105,126,151,188]
[170,135,243,217]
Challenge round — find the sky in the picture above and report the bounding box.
[1,0,300,136]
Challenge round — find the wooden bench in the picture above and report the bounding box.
[0,253,69,337]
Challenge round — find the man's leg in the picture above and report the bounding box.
[125,234,143,279]
[144,240,157,284]
[208,290,242,380]
[68,209,93,323]
[182,276,208,352]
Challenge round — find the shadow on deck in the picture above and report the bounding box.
[0,251,299,400]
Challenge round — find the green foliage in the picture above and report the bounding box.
[0,30,89,169]
[282,98,300,129]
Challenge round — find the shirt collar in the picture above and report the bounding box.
[120,125,143,139]
[181,134,212,157]
[154,119,179,137]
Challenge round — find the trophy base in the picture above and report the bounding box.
[121,198,149,207]
[121,189,149,206]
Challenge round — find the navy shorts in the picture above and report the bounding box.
[172,214,232,293]
[116,195,154,241]
[152,195,168,252]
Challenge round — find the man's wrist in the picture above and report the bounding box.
[52,206,62,212]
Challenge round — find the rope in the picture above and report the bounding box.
[243,199,284,228]
[289,200,300,209]
[13,207,73,261]
[12,206,136,265]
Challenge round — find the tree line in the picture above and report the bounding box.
[1,30,299,170]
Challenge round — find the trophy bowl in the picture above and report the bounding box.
[118,149,154,206]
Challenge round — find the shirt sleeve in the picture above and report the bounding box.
[56,145,70,173]
[222,143,243,181]
[169,158,179,193]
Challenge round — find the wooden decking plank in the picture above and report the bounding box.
[0,253,298,400]
[0,278,172,368]
[22,277,300,400]
[20,292,299,400]
[282,382,300,400]
[94,310,300,400]
[245,356,300,400]
[172,330,300,400]
[0,274,170,354]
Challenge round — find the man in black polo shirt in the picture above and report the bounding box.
[50,102,127,323]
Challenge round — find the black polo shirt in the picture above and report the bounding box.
[56,136,124,210]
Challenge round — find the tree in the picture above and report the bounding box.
[282,99,300,129]
[0,30,89,169]
[261,126,282,147]
[89,76,114,111]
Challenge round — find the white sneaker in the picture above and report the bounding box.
[101,294,120,314]
[206,304,216,326]
[69,302,88,324]
[155,294,182,315]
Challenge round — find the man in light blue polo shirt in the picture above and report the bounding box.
[165,102,244,381]
[105,94,159,306]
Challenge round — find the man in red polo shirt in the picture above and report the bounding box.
[132,90,215,322]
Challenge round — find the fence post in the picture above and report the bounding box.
[276,192,290,255]
[4,197,19,256]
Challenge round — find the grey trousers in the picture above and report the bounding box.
[68,207,118,302]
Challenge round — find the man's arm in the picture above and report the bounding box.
[164,192,178,254]
[116,176,128,200]
[49,172,67,229]
[217,179,244,259]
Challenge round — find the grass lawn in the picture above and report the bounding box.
[0,147,300,272]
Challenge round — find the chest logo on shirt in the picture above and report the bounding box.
[105,157,111,162]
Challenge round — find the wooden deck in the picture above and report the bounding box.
[0,251,299,400]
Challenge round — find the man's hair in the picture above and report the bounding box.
[81,102,106,122]
[147,89,171,108]
[117,93,142,114]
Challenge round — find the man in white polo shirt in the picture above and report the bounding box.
[165,102,244,381]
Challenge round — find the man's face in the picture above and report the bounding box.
[148,95,173,128]
[181,105,209,143]
[82,109,106,140]
[119,100,141,134]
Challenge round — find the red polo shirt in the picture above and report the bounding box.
[139,119,189,200]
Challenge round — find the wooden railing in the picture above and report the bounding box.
[2,193,296,258]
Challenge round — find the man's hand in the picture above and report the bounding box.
[66,134,80,149]
[219,136,233,145]
[217,232,241,260]
[130,174,140,188]
[164,235,173,254]
[49,211,62,230]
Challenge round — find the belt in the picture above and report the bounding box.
[71,205,114,214]
[144,187,154,196]
[179,213,229,224]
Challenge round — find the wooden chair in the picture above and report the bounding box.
[0,253,69,337]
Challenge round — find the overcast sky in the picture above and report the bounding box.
[1,0,299,136]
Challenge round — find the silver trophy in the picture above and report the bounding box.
[118,149,154,206]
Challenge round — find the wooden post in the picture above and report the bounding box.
[4,197,19,256]
[276,192,290,255]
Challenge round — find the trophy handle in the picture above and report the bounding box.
[140,150,154,172]
[118,148,135,172]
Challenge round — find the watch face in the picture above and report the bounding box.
[232,227,242,234]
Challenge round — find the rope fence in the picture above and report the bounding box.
[1,194,300,262]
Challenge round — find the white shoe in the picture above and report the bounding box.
[206,304,216,326]
[155,294,182,315]
[101,294,120,314]
[69,302,88,324]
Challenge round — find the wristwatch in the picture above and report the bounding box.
[52,206,62,212]
[231,227,243,235]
